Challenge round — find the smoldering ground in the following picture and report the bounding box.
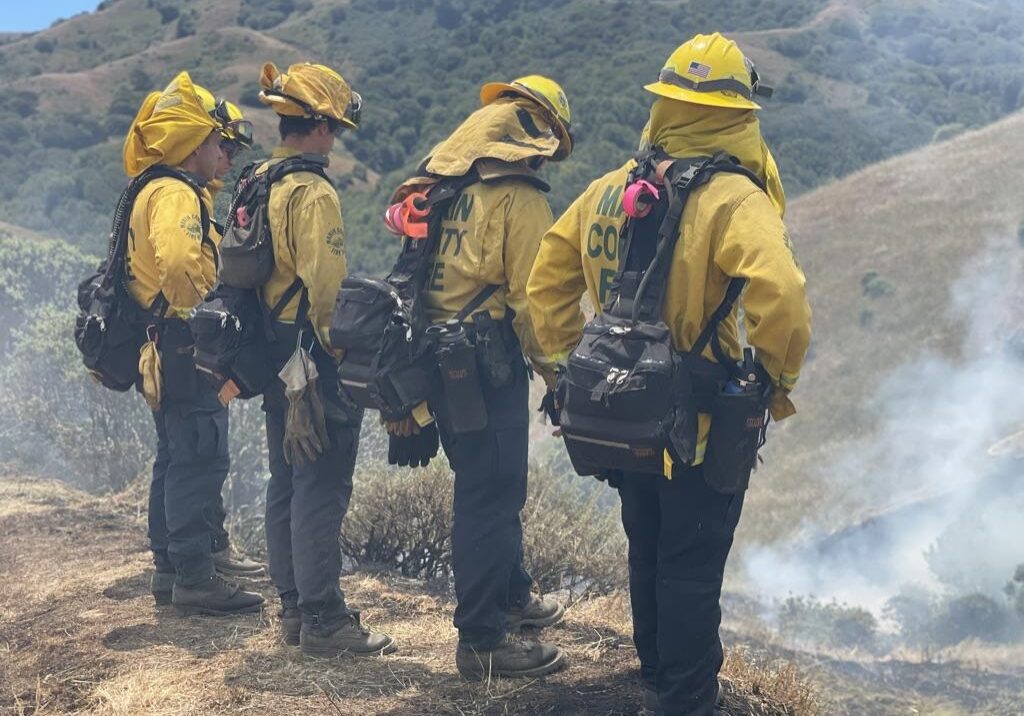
[743,234,1024,638]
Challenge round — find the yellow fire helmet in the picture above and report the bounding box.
[480,74,573,160]
[193,84,255,148]
[645,32,774,111]
[259,61,361,130]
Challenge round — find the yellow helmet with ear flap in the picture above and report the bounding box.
[644,32,773,110]
[480,74,573,160]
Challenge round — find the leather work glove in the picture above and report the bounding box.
[387,422,439,468]
[139,340,163,411]
[278,344,330,468]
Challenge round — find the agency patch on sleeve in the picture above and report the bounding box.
[180,214,202,242]
[325,226,346,256]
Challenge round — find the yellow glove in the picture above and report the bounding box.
[139,340,163,411]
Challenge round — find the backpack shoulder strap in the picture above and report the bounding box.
[265,154,330,185]
[453,283,500,322]
[388,169,483,291]
[109,165,210,317]
[616,151,765,324]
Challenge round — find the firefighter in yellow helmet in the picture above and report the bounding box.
[158,84,266,584]
[251,61,394,657]
[122,71,264,616]
[380,74,572,680]
[526,34,811,715]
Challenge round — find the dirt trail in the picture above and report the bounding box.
[0,478,806,716]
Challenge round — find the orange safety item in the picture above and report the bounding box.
[383,191,431,239]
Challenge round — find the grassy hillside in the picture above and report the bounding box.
[1,0,1023,273]
[743,108,1024,542]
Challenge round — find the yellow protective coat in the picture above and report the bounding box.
[259,147,348,349]
[526,99,811,463]
[422,171,556,383]
[126,176,220,319]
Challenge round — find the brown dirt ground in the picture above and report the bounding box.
[0,477,818,716]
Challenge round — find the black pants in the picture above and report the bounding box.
[434,361,533,649]
[618,467,744,716]
[263,324,362,630]
[149,440,229,573]
[147,386,230,586]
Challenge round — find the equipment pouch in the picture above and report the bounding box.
[472,310,515,389]
[160,319,201,403]
[702,382,770,494]
[436,322,488,434]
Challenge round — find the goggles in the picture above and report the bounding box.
[210,99,255,147]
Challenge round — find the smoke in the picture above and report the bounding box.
[745,235,1024,613]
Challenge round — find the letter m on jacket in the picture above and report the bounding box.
[595,184,623,219]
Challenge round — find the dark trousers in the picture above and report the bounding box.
[149,437,229,572]
[618,467,745,716]
[263,324,362,630]
[146,386,230,586]
[435,362,534,649]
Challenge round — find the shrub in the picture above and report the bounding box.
[0,304,154,493]
[777,597,880,652]
[335,450,627,598]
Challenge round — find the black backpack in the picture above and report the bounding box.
[329,171,492,421]
[188,155,325,398]
[74,166,209,392]
[558,150,772,489]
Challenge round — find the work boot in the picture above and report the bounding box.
[213,547,266,578]
[172,574,265,617]
[151,571,175,606]
[456,634,567,680]
[642,685,659,714]
[506,593,565,630]
[300,611,397,658]
[279,605,301,647]
[643,680,724,716]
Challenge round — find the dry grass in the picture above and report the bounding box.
[0,476,820,716]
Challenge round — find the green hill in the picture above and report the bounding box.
[1,0,1023,273]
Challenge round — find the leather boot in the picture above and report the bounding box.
[280,605,301,646]
[151,571,174,606]
[300,611,397,658]
[213,547,266,578]
[506,593,565,630]
[172,574,265,617]
[456,634,567,680]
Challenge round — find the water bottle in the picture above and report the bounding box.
[436,320,488,433]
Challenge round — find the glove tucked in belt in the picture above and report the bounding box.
[278,343,330,468]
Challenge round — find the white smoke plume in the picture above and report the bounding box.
[745,235,1024,612]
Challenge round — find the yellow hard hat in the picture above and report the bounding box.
[259,62,361,130]
[480,74,573,159]
[644,33,773,111]
[193,84,255,148]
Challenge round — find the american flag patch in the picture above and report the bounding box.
[687,61,711,79]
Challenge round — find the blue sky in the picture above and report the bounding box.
[1,2,99,33]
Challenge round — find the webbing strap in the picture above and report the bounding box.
[691,277,746,359]
[453,284,500,322]
[111,165,210,321]
[269,278,306,321]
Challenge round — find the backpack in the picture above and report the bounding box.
[74,166,209,392]
[329,170,494,421]
[218,153,328,288]
[558,150,773,487]
[188,155,325,398]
